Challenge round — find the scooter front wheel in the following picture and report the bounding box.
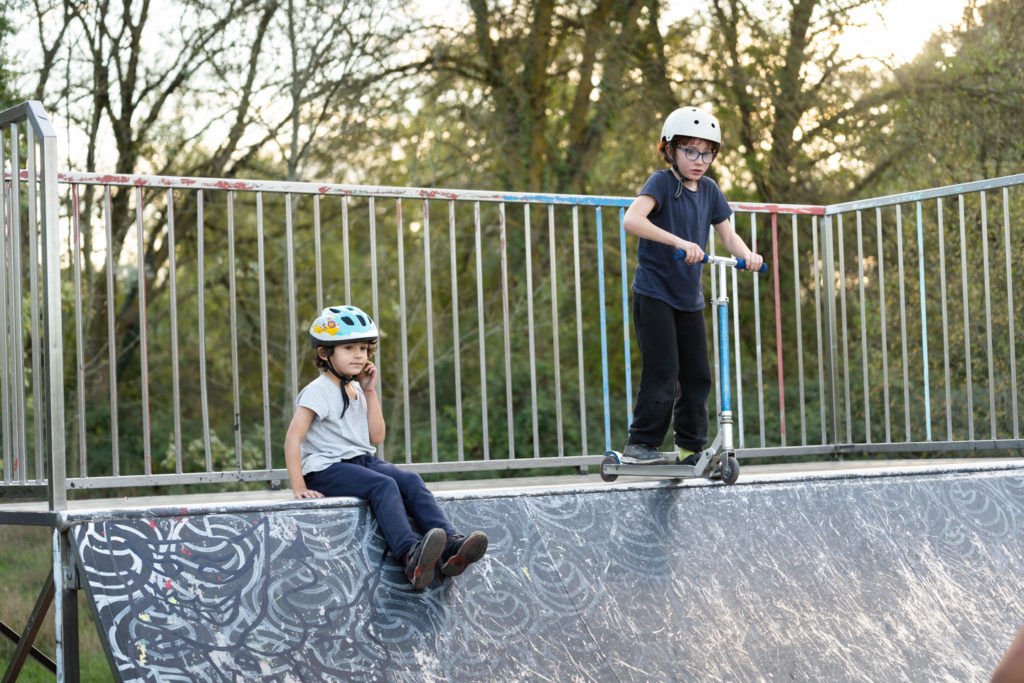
[600,452,619,482]
[720,454,740,485]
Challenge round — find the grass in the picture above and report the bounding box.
[0,525,115,682]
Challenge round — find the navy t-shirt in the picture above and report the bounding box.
[631,170,733,311]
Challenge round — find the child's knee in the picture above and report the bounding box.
[366,475,402,502]
[391,470,431,500]
[397,469,427,492]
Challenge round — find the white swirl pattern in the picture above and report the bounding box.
[72,468,1024,681]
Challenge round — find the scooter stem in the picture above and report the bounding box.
[714,260,734,454]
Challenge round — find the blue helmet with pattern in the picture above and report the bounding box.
[309,305,378,348]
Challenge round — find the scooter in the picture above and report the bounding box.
[600,251,766,486]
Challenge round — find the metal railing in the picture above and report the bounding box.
[1,102,66,507]
[1,102,1021,507]
[820,176,1023,456]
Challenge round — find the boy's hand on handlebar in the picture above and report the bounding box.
[676,240,705,265]
[743,252,764,272]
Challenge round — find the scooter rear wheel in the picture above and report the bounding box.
[720,454,740,485]
[600,453,619,482]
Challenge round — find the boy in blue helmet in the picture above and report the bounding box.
[621,107,763,465]
[284,305,487,590]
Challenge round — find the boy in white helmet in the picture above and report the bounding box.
[284,305,487,590]
[620,107,764,465]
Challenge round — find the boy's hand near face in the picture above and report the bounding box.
[359,361,378,394]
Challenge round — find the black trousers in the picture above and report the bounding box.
[627,292,712,452]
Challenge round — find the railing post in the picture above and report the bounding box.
[0,101,66,504]
[34,104,67,510]
[820,213,842,455]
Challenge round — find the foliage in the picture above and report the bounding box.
[0,525,114,681]
[695,0,892,204]
[860,0,1024,192]
[0,2,21,110]
[4,0,1022,495]
[394,0,684,196]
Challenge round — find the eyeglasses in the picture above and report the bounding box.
[677,146,717,164]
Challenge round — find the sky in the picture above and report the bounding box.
[839,0,971,65]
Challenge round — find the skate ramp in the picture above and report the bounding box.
[68,461,1024,681]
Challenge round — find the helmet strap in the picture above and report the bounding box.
[324,354,356,419]
[664,143,684,199]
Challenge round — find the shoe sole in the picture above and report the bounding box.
[440,531,488,577]
[409,528,446,590]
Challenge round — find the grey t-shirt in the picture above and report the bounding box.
[296,374,375,475]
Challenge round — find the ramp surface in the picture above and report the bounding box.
[70,463,1024,681]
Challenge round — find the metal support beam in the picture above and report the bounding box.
[1,569,56,681]
[52,529,79,681]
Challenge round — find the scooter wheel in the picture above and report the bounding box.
[720,455,740,485]
[600,452,619,482]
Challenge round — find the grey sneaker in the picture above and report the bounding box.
[621,443,671,464]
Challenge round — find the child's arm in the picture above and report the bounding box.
[284,406,323,499]
[359,361,386,446]
[623,195,704,263]
[713,217,764,272]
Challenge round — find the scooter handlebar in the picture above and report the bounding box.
[730,256,769,274]
[673,250,768,273]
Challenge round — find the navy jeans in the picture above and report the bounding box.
[304,455,457,560]
[627,293,712,452]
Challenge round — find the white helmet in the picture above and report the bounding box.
[661,107,721,145]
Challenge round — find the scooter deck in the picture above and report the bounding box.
[601,462,712,478]
[601,450,735,484]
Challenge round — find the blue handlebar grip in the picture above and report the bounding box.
[677,250,767,273]
[734,258,768,273]
[681,252,713,263]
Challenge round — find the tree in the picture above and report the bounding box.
[403,0,687,195]
[861,0,1024,191]
[15,0,414,474]
[846,0,1024,443]
[699,0,890,204]
[270,0,414,181]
